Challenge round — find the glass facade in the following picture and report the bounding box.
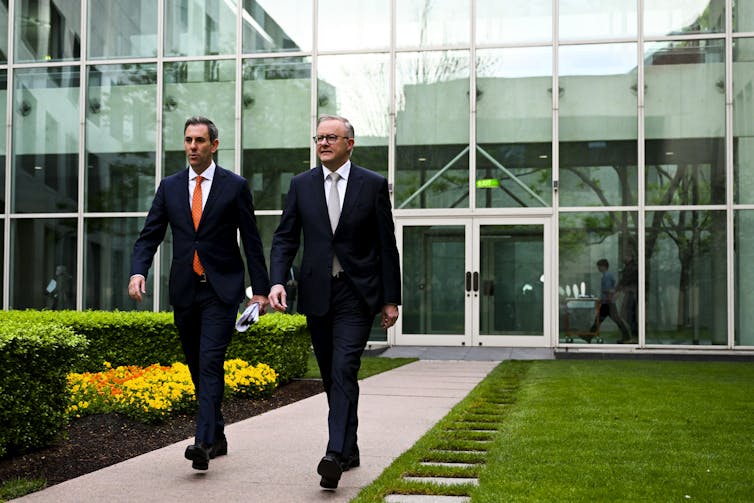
[1,1,751,350]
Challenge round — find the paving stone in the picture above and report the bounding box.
[403,476,479,486]
[419,461,477,468]
[385,495,471,503]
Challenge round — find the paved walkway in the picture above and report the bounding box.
[16,358,514,503]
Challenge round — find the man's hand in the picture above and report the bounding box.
[268,284,288,312]
[250,295,269,314]
[381,304,399,329]
[128,275,146,302]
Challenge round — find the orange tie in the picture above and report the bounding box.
[192,175,204,276]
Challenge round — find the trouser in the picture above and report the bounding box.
[307,275,373,458]
[173,278,237,445]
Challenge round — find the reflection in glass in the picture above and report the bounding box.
[163,60,236,176]
[86,218,150,310]
[395,51,469,209]
[734,38,754,203]
[318,54,390,179]
[11,218,76,309]
[87,64,157,212]
[12,66,79,213]
[734,0,754,32]
[241,57,311,210]
[0,0,8,62]
[318,0,389,51]
[476,47,551,208]
[15,0,80,62]
[559,211,638,344]
[476,0,551,45]
[645,0,724,35]
[396,0,469,48]
[88,0,157,59]
[560,0,636,40]
[242,0,311,53]
[735,211,754,345]
[480,225,544,336]
[164,0,236,57]
[645,40,725,205]
[559,44,638,207]
[402,226,465,335]
[645,210,726,345]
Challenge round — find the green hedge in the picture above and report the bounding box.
[227,312,310,382]
[0,321,87,457]
[0,310,310,381]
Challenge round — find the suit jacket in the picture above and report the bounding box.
[131,165,270,308]
[270,163,401,317]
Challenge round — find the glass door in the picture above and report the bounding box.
[395,217,550,347]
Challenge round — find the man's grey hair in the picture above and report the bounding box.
[317,114,355,138]
[184,116,219,143]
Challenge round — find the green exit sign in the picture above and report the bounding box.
[476,178,500,189]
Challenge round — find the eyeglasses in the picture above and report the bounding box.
[312,134,350,145]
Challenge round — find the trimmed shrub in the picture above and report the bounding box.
[0,321,87,457]
[227,312,310,382]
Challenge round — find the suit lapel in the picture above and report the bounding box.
[339,164,363,231]
[310,167,332,234]
[198,165,227,229]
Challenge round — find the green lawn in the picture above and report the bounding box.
[353,359,754,502]
[301,352,417,380]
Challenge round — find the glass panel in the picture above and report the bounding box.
[735,211,754,345]
[318,54,390,179]
[559,211,638,344]
[317,0,389,51]
[559,0,637,40]
[86,218,150,310]
[88,0,157,59]
[734,38,754,204]
[163,60,236,176]
[402,225,465,335]
[0,220,3,307]
[476,47,551,208]
[11,218,77,309]
[396,0,469,48]
[734,0,754,32]
[480,225,544,336]
[86,64,157,212]
[395,51,470,209]
[164,0,236,57]
[476,0,551,45]
[0,0,8,62]
[242,0,312,53]
[646,210,727,345]
[12,66,79,213]
[242,57,311,211]
[560,43,638,207]
[15,0,80,62]
[645,0,725,36]
[645,40,725,205]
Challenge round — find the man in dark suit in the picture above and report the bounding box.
[268,114,401,490]
[128,116,270,471]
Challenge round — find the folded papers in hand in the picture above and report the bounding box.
[235,302,260,332]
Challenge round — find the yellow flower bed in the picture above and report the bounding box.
[68,360,278,423]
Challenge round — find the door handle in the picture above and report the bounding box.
[465,271,472,292]
[473,272,479,292]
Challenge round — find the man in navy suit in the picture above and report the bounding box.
[268,114,401,490]
[129,116,270,471]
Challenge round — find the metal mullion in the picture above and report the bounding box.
[726,0,735,347]
[77,0,89,310]
[310,0,319,168]
[235,0,243,177]
[3,0,15,309]
[469,0,477,213]
[551,0,560,348]
[637,0,646,348]
[152,0,166,311]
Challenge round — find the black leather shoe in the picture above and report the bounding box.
[210,434,227,458]
[185,443,211,470]
[317,454,343,489]
[340,453,360,471]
